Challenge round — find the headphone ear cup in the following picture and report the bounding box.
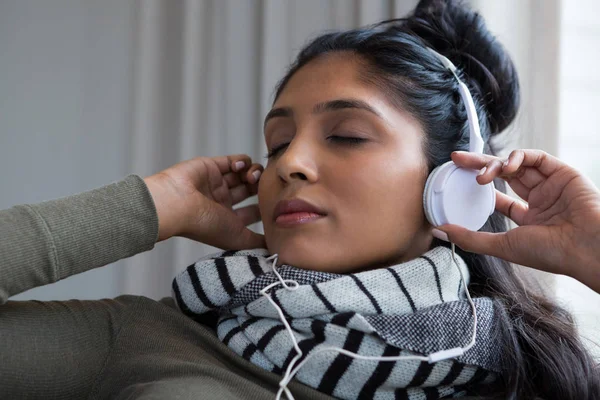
[423,161,495,231]
[423,161,455,227]
[423,163,443,227]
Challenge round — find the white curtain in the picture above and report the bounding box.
[470,0,562,292]
[121,0,561,299]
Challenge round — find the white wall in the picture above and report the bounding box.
[0,0,136,300]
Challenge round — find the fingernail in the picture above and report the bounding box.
[252,170,261,181]
[432,229,449,242]
[503,158,510,168]
[234,161,245,171]
[478,166,487,176]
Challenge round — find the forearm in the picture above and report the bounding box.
[0,295,139,399]
[0,175,159,303]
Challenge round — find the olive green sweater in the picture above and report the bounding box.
[0,176,334,400]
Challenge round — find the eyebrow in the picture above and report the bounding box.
[313,99,381,117]
[263,98,382,128]
[263,107,292,128]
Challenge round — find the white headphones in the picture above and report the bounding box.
[423,49,495,231]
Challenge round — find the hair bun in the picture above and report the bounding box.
[404,0,520,135]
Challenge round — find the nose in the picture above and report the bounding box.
[276,137,318,184]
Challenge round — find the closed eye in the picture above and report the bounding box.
[264,136,367,159]
[264,142,289,159]
[327,136,367,145]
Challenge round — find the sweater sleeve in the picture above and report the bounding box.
[0,295,142,400]
[0,175,159,303]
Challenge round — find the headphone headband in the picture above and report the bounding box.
[427,48,484,154]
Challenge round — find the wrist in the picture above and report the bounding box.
[570,256,600,294]
[144,173,186,242]
[570,215,600,293]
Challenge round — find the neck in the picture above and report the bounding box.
[359,229,434,273]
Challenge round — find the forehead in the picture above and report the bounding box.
[274,52,381,109]
[271,52,423,135]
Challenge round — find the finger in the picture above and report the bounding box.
[203,203,266,250]
[230,184,251,205]
[247,181,259,197]
[223,172,243,188]
[501,148,524,175]
[452,151,553,198]
[476,158,505,185]
[246,163,264,185]
[434,224,511,259]
[502,149,562,176]
[502,167,546,201]
[509,167,545,189]
[224,165,263,188]
[495,190,528,225]
[234,204,262,226]
[235,229,266,250]
[212,154,253,174]
[451,151,499,170]
[505,177,531,201]
[451,152,509,185]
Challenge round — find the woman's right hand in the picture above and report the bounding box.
[143,155,266,250]
[434,149,600,293]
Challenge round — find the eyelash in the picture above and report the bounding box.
[264,136,367,159]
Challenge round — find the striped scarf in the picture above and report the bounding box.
[172,247,502,399]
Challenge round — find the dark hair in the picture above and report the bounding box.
[273,0,600,398]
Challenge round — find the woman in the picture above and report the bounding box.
[1,0,599,399]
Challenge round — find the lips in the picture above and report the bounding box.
[273,199,327,225]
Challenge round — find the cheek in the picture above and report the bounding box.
[257,176,270,222]
[338,157,427,230]
[257,168,278,227]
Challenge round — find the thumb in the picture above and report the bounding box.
[207,202,266,250]
[434,224,510,259]
[229,227,266,250]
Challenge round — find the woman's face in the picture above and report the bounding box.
[259,53,433,273]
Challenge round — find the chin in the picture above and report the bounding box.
[271,245,312,270]
[268,240,350,273]
[268,239,323,271]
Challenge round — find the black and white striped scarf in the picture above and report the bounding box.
[172,247,502,399]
